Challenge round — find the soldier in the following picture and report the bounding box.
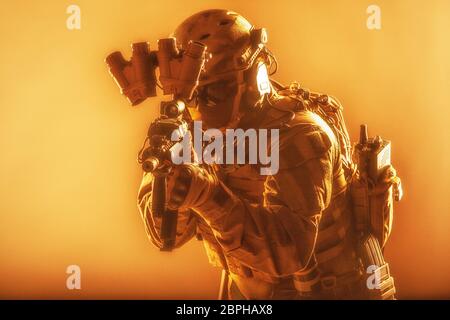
[136,9,401,299]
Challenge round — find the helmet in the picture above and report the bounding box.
[172,9,272,128]
[173,9,267,83]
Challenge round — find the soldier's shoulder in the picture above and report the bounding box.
[262,82,342,123]
[276,84,342,111]
[277,112,337,168]
[262,88,340,168]
[262,91,338,144]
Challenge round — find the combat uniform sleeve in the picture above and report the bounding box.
[137,172,198,249]
[195,114,339,277]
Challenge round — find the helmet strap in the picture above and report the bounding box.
[226,70,246,128]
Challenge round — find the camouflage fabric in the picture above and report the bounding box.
[137,91,366,299]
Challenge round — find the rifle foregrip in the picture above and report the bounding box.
[152,175,166,218]
[160,209,178,252]
[152,173,178,252]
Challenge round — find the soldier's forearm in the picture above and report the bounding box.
[193,182,319,277]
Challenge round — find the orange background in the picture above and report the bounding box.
[1,0,449,299]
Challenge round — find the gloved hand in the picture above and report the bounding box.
[369,164,403,247]
[165,164,219,211]
[370,165,403,201]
